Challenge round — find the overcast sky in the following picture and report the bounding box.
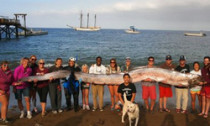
[1,0,210,31]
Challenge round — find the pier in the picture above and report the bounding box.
[0,14,29,40]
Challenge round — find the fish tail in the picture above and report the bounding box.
[123,93,128,102]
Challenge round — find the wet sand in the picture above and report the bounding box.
[3,103,210,126]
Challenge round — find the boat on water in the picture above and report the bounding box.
[125,26,140,34]
[67,12,100,31]
[184,32,206,37]
[18,29,48,36]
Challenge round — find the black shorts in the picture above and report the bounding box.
[37,86,49,103]
[81,82,90,90]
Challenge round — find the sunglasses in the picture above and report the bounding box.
[110,62,115,63]
[31,58,37,61]
[148,60,154,62]
[39,63,45,65]
[3,64,8,67]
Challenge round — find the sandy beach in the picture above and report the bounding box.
[1,103,209,126]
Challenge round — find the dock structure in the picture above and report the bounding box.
[0,13,29,40]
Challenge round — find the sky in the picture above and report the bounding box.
[1,0,210,31]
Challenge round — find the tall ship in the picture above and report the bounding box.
[67,12,100,31]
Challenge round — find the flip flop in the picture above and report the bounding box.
[203,114,208,118]
[198,113,204,116]
[163,108,170,112]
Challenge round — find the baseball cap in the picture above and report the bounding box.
[179,55,186,61]
[166,55,172,60]
[125,57,131,61]
[69,57,76,62]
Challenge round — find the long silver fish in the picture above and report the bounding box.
[19,67,202,87]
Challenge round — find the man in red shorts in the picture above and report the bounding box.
[141,56,156,113]
[198,56,210,118]
[159,55,176,112]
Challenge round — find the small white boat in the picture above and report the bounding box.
[18,29,48,36]
[125,26,140,34]
[184,32,206,37]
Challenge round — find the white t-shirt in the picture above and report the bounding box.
[89,64,106,74]
[190,70,201,92]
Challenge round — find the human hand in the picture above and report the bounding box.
[49,76,54,81]
[145,78,152,82]
[34,79,38,83]
[0,90,5,95]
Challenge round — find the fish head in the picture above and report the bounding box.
[188,75,203,88]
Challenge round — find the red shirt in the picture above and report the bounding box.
[201,67,210,87]
[34,67,49,88]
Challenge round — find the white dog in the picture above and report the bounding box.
[122,93,139,126]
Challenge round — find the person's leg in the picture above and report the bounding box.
[204,98,210,118]
[114,85,119,108]
[150,85,156,111]
[17,89,24,111]
[98,85,104,110]
[49,84,57,111]
[142,86,149,110]
[23,87,31,112]
[163,97,168,110]
[41,86,49,115]
[159,85,163,111]
[64,88,71,109]
[57,84,62,110]
[175,88,181,111]
[92,84,98,110]
[198,94,202,110]
[82,89,85,109]
[108,85,115,109]
[85,89,89,105]
[30,88,37,112]
[0,95,9,120]
[191,93,196,111]
[182,89,188,111]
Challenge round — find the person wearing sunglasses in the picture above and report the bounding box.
[0,61,13,123]
[33,59,49,117]
[13,57,32,119]
[159,55,176,113]
[29,55,38,113]
[121,57,133,73]
[141,56,157,113]
[106,58,121,111]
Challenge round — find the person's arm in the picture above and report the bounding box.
[89,66,94,74]
[118,93,124,105]
[131,93,136,103]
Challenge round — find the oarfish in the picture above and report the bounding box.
[19,67,202,87]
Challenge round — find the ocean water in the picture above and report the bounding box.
[0,28,210,109]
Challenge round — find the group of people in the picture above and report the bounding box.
[0,54,209,123]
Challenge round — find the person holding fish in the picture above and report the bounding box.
[141,56,157,113]
[12,57,33,119]
[159,55,176,113]
[33,59,49,117]
[175,55,190,114]
[89,56,106,112]
[121,57,133,72]
[198,56,210,118]
[106,58,121,111]
[48,58,63,114]
[0,61,13,123]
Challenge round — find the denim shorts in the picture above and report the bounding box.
[16,87,30,100]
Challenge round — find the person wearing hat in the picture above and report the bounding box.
[159,55,176,112]
[175,55,190,114]
[0,61,13,123]
[63,57,81,112]
[121,57,133,73]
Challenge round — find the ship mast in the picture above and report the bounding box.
[80,11,83,28]
[94,14,96,28]
[87,13,89,28]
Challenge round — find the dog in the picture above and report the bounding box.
[122,93,139,126]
